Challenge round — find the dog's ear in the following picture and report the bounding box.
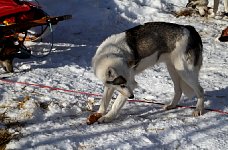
[106,67,118,79]
[127,60,138,68]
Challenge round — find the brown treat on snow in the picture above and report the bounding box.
[18,95,30,109]
[219,26,228,42]
[86,112,102,125]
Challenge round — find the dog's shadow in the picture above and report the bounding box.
[181,87,228,111]
[119,86,228,120]
[204,87,228,110]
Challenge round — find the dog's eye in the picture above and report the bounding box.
[120,84,126,88]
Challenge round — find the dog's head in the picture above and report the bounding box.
[218,27,228,42]
[94,56,137,99]
[186,0,209,16]
[104,67,135,99]
[0,38,20,72]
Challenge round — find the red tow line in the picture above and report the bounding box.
[0,78,227,115]
[0,78,101,97]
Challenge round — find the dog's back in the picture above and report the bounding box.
[126,22,202,66]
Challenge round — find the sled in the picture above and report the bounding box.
[0,0,72,60]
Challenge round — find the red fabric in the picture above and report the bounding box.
[221,27,228,36]
[0,0,31,17]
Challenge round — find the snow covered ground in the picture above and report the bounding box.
[0,0,228,149]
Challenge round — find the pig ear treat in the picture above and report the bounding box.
[218,26,228,42]
[86,113,102,125]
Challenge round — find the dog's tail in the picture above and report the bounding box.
[185,25,203,67]
[180,79,195,99]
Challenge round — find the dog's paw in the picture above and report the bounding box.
[164,104,177,110]
[98,114,115,123]
[192,108,204,117]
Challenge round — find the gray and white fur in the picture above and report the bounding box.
[92,22,204,123]
[186,0,209,16]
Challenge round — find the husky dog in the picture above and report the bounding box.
[186,0,209,16]
[0,59,13,73]
[0,44,15,73]
[0,39,30,73]
[92,22,204,123]
[187,0,228,17]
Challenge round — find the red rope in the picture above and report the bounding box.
[0,78,102,97]
[0,78,227,115]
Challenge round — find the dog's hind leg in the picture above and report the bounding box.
[98,93,127,123]
[164,64,183,110]
[177,68,204,116]
[97,86,114,114]
[0,59,14,73]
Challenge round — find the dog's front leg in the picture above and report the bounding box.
[97,86,114,114]
[98,93,127,123]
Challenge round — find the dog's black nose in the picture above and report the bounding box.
[129,94,134,99]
